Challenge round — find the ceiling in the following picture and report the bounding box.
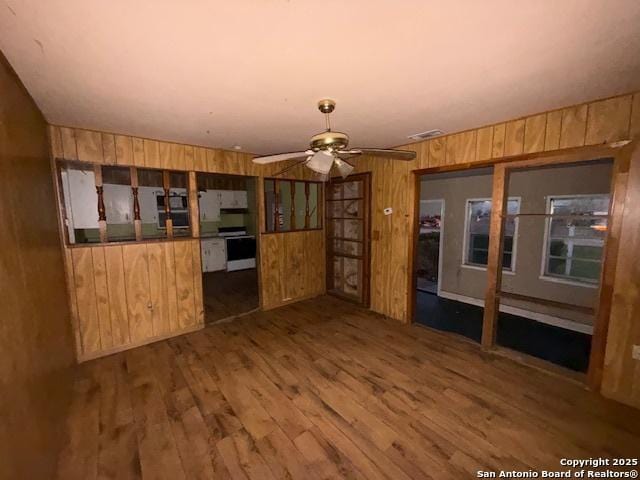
[2,1,639,155]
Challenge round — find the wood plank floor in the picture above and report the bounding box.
[203,269,259,324]
[56,296,640,479]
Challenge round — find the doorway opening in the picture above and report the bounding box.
[197,172,259,323]
[414,167,493,342]
[416,199,444,295]
[412,154,617,375]
[492,158,614,372]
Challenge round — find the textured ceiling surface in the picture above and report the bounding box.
[1,0,639,154]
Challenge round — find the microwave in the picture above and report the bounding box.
[156,193,188,210]
[156,192,189,229]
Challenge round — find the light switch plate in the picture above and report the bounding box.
[633,345,640,361]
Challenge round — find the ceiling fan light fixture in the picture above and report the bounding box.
[306,150,334,175]
[334,158,354,179]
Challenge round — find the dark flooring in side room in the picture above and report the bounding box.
[414,290,591,372]
[203,268,259,323]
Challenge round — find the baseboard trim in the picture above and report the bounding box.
[77,323,204,363]
[435,290,593,335]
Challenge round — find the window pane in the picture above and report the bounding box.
[343,180,362,198]
[332,219,362,241]
[265,179,275,232]
[548,258,567,275]
[264,180,320,232]
[294,181,306,229]
[549,217,607,239]
[138,169,167,239]
[572,244,603,260]
[569,260,601,281]
[333,239,362,256]
[60,162,100,244]
[549,239,568,257]
[466,199,518,269]
[471,234,489,251]
[545,195,609,284]
[550,196,610,216]
[170,172,191,237]
[503,236,513,254]
[279,181,291,231]
[468,200,491,236]
[309,183,319,228]
[471,249,488,265]
[102,166,136,242]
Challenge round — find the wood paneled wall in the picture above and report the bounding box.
[349,91,640,408]
[64,240,204,361]
[0,54,75,480]
[350,92,639,323]
[601,143,640,408]
[260,231,326,309]
[48,125,325,360]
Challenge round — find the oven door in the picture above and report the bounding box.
[226,237,256,261]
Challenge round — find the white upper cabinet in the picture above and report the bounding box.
[199,190,221,222]
[139,186,161,224]
[219,190,247,209]
[233,190,248,209]
[64,168,98,229]
[219,190,235,209]
[199,189,248,220]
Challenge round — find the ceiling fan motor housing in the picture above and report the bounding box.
[310,131,349,151]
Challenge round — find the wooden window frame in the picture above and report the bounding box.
[408,141,637,392]
[54,159,195,247]
[262,177,324,234]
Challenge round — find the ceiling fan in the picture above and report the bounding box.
[252,99,416,180]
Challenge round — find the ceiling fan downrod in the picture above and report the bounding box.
[318,99,335,132]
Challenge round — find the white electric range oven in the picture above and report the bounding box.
[217,227,256,271]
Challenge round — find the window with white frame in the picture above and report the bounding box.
[464,198,520,271]
[543,195,610,285]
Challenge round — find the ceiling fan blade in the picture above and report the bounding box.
[334,158,355,179]
[272,157,310,177]
[252,150,312,164]
[351,148,416,160]
[306,150,334,175]
[336,149,363,160]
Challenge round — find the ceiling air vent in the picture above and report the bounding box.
[407,129,444,141]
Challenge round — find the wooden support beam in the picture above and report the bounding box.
[93,164,108,242]
[482,163,508,348]
[290,181,296,230]
[588,142,635,391]
[274,180,280,232]
[305,182,310,229]
[130,166,143,241]
[188,171,200,237]
[162,170,173,238]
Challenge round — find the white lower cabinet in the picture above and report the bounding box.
[201,238,226,272]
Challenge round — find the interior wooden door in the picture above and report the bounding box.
[326,173,371,305]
